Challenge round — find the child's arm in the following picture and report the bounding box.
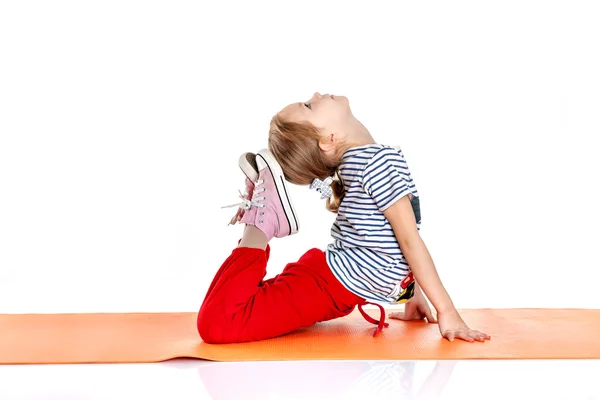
[383,196,453,312]
[384,195,491,342]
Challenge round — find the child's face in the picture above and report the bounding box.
[279,92,354,135]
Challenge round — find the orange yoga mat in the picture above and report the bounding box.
[1,308,599,364]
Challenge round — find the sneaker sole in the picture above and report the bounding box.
[256,150,299,235]
[238,152,258,182]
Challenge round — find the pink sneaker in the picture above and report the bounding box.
[239,148,299,240]
[221,152,259,225]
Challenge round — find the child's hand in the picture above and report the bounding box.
[438,309,491,342]
[388,289,437,323]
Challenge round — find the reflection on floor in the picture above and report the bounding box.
[197,360,455,399]
[0,359,599,399]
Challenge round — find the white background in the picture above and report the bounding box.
[1,1,600,399]
[1,1,599,314]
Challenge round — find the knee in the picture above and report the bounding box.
[197,310,232,344]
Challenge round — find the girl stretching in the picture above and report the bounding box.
[197,92,491,344]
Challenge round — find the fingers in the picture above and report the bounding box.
[388,310,426,321]
[471,330,492,341]
[443,331,455,342]
[388,312,406,321]
[443,330,471,342]
[456,331,475,342]
[389,302,423,321]
[424,307,437,324]
[444,329,492,342]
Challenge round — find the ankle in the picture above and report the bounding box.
[238,224,268,250]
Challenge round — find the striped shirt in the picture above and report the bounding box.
[325,143,421,304]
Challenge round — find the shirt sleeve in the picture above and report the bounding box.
[362,147,415,212]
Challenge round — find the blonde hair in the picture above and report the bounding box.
[268,113,350,214]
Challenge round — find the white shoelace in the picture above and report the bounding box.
[221,179,266,211]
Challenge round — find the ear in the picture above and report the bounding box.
[318,133,336,153]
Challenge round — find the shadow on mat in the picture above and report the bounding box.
[196,360,457,400]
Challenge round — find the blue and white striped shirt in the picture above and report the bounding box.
[325,144,421,304]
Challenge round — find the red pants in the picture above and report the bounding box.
[197,241,385,344]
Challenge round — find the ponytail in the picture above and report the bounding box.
[325,168,345,213]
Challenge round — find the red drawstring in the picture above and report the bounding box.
[358,302,389,337]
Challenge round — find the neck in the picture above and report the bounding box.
[346,118,375,147]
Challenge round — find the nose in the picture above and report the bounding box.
[313,92,322,100]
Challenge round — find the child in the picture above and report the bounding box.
[197,92,491,344]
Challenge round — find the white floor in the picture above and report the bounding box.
[0,359,598,399]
